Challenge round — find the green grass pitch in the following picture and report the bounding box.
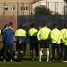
[0,42,67,67]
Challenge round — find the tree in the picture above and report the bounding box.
[64,0,67,3]
[34,6,52,15]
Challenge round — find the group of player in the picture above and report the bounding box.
[0,20,67,62]
[27,20,67,62]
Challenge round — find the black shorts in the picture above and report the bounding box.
[40,40,49,48]
[30,42,38,50]
[16,42,24,51]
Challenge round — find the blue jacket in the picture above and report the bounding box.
[15,36,26,42]
[2,28,15,45]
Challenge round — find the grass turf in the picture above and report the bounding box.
[0,42,67,67]
[0,61,67,67]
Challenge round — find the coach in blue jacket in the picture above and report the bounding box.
[2,22,15,62]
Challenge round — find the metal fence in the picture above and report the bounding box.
[17,15,67,30]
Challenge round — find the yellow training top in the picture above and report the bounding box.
[50,28,62,44]
[28,28,38,36]
[15,29,26,36]
[61,28,67,43]
[37,27,51,40]
[62,29,67,45]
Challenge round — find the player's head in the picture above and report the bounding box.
[9,22,13,27]
[19,24,23,29]
[23,25,26,30]
[52,23,58,28]
[30,20,35,28]
[4,24,8,29]
[43,22,47,27]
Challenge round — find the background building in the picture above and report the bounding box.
[33,0,66,15]
[0,0,41,15]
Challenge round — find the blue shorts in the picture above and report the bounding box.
[40,40,49,48]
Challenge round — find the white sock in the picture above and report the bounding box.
[47,51,49,62]
[39,51,42,62]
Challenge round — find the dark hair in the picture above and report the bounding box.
[31,22,35,28]
[23,25,26,30]
[1,24,8,34]
[9,22,13,26]
[43,22,47,26]
[4,24,8,29]
[52,23,58,28]
[64,23,67,28]
[19,24,23,29]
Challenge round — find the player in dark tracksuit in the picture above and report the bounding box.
[61,23,67,62]
[28,22,39,61]
[50,23,62,62]
[60,24,67,60]
[2,22,15,62]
